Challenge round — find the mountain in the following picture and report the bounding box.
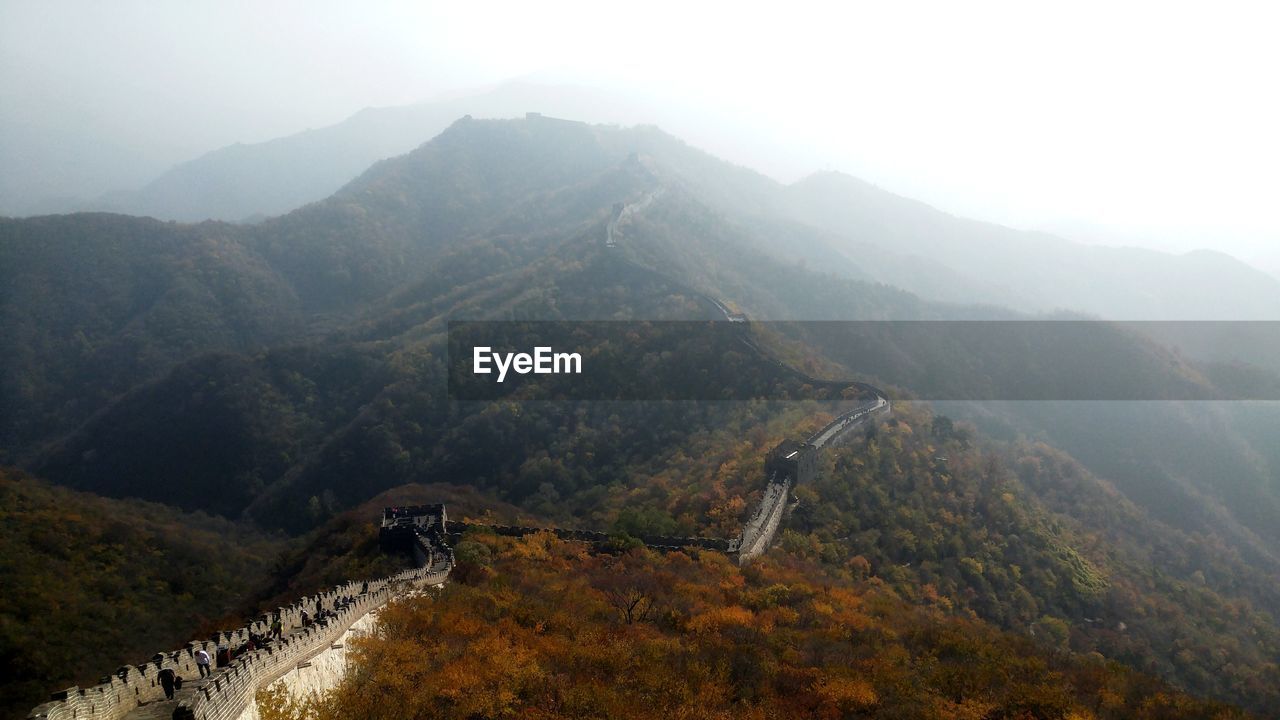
[0,117,174,217]
[26,88,1274,324]
[776,171,1280,320]
[8,116,1244,491]
[7,116,1277,525]
[0,213,303,460]
[0,83,648,220]
[19,81,1277,327]
[6,115,1280,713]
[85,83,655,223]
[0,116,895,461]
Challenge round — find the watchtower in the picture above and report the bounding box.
[764,440,817,485]
[379,504,448,552]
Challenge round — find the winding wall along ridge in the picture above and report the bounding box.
[27,562,451,720]
[27,191,891,718]
[605,191,891,560]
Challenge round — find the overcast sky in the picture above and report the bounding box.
[3,0,1278,268]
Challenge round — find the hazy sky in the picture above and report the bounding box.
[3,0,1279,267]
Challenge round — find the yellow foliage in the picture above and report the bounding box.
[253,531,1244,720]
[686,605,754,634]
[814,676,878,710]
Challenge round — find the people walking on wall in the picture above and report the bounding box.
[158,667,178,700]
[194,648,211,677]
[300,609,311,627]
[271,617,283,639]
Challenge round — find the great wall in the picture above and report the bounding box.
[26,191,890,720]
[26,558,451,720]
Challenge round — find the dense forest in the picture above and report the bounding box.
[258,532,1246,720]
[0,469,281,718]
[785,405,1280,709]
[5,115,1280,717]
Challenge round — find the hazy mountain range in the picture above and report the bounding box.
[1,83,654,220]
[6,113,1280,713]
[4,112,1277,547]
[8,84,1277,323]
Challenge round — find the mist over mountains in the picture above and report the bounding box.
[5,112,1280,714]
[6,116,1280,515]
[9,0,1280,713]
[11,83,1277,325]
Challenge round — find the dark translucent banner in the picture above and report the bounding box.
[447,321,1280,401]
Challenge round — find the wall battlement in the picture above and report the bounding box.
[26,561,450,720]
[738,479,791,561]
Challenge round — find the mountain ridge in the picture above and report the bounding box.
[6,114,1280,712]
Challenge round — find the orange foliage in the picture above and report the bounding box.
[256,534,1247,720]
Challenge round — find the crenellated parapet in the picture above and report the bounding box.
[26,562,450,720]
[176,563,449,720]
[738,479,791,562]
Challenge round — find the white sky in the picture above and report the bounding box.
[3,0,1279,266]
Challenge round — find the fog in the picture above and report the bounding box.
[3,0,1278,271]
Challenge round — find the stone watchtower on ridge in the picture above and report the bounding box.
[764,439,817,486]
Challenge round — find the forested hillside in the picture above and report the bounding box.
[259,532,1247,720]
[0,469,282,718]
[5,115,1280,716]
[0,214,302,458]
[786,404,1280,708]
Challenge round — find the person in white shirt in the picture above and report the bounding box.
[194,648,211,677]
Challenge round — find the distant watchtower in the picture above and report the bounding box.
[764,440,817,485]
[379,504,448,552]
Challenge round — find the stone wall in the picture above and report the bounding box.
[738,480,790,562]
[737,397,890,563]
[806,396,889,449]
[27,561,451,720]
[233,609,380,720]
